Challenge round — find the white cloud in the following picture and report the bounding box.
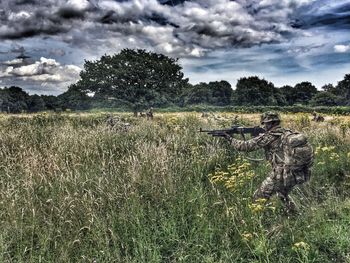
[334,44,350,53]
[66,0,91,10]
[0,57,81,83]
[8,11,32,21]
[3,58,24,65]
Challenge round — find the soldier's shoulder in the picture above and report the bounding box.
[267,127,286,136]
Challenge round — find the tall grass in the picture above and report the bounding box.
[0,112,349,262]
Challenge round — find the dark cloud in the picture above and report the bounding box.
[159,0,187,6]
[0,8,70,40]
[295,1,350,29]
[0,0,315,56]
[3,26,67,40]
[14,0,37,5]
[57,7,86,20]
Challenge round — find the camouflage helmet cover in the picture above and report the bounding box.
[260,111,281,124]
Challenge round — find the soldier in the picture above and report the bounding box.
[105,114,131,131]
[232,115,239,125]
[312,111,324,122]
[201,111,209,118]
[224,112,313,213]
[146,107,154,120]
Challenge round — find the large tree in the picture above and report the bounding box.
[66,49,189,108]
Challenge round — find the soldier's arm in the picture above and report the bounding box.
[227,133,278,152]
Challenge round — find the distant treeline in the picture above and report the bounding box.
[157,105,350,115]
[1,49,350,113]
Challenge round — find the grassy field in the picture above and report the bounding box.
[0,111,350,263]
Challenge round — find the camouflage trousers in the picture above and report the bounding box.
[253,166,311,211]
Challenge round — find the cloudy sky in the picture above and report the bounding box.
[0,0,349,95]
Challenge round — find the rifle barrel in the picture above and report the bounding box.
[199,126,265,137]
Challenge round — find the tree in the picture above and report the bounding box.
[234,76,285,105]
[57,86,91,110]
[321,83,337,94]
[310,92,339,106]
[293,82,317,105]
[41,95,61,111]
[182,83,211,105]
[28,95,46,112]
[279,85,295,105]
[65,49,189,109]
[336,74,350,105]
[0,86,30,113]
[209,81,233,105]
[182,80,233,106]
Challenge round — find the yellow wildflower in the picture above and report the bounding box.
[292,241,310,251]
[224,177,236,190]
[241,232,253,242]
[255,198,267,205]
[249,203,264,213]
[315,146,321,155]
[210,175,225,184]
[330,152,339,160]
[210,157,255,192]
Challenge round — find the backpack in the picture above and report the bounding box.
[280,130,314,168]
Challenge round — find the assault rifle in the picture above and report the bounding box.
[199,125,265,139]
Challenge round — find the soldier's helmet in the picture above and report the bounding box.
[260,111,280,124]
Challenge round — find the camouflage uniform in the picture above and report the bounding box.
[312,112,324,122]
[228,112,311,211]
[146,107,154,120]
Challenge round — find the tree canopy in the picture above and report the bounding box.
[181,81,232,106]
[67,49,189,108]
[310,91,339,106]
[0,86,49,113]
[234,76,285,106]
[293,82,318,105]
[334,74,350,105]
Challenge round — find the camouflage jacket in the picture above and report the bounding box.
[229,126,285,166]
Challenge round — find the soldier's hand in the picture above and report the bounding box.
[223,132,232,142]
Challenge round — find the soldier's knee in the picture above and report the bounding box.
[252,175,277,201]
[253,188,272,201]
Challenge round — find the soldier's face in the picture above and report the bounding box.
[264,122,275,131]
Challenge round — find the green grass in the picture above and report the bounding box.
[0,112,349,262]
